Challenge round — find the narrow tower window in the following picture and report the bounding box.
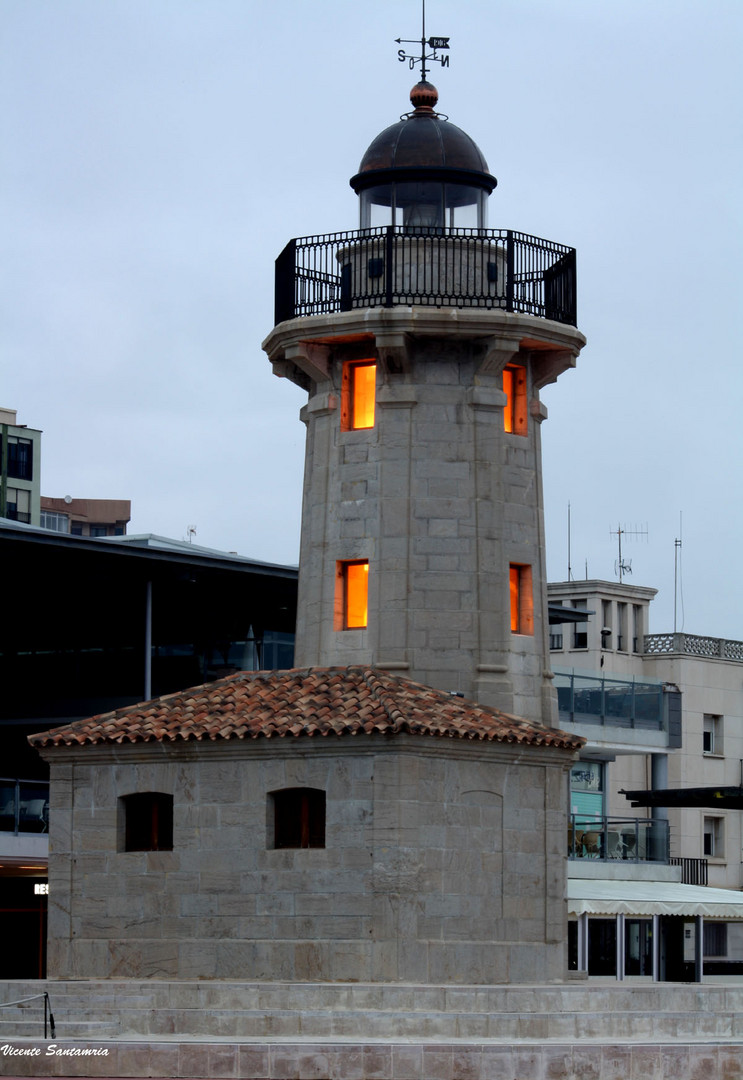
[341,360,376,430]
[503,364,527,435]
[509,564,533,635]
[336,559,369,629]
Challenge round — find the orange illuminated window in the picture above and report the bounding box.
[503,364,527,435]
[509,563,533,635]
[337,559,369,629]
[341,361,376,430]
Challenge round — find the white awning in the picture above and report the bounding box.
[568,878,743,919]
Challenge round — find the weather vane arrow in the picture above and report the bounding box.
[395,36,450,49]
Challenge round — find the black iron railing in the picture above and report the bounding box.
[670,856,709,886]
[274,226,576,326]
[0,993,55,1039]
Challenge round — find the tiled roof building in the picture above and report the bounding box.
[34,666,581,984]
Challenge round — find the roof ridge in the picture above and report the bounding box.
[359,667,407,733]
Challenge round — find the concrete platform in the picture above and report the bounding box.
[1,980,743,1078]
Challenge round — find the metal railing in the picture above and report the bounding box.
[0,778,50,834]
[274,226,577,326]
[569,815,670,862]
[0,993,55,1039]
[670,856,709,886]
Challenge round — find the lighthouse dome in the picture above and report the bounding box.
[350,82,496,230]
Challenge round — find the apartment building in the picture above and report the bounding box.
[550,578,743,977]
[0,407,41,527]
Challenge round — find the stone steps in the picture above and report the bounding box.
[3,979,743,1043]
[0,1018,117,1040]
[36,1007,739,1042]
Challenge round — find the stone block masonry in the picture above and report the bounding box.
[265,308,584,726]
[40,735,571,984]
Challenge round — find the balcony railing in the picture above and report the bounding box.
[644,633,743,663]
[555,669,665,731]
[0,778,50,834]
[274,226,576,326]
[670,856,709,886]
[569,815,669,862]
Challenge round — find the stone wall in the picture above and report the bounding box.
[42,735,571,983]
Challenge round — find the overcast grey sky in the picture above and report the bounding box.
[3,0,742,639]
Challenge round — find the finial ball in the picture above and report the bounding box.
[410,80,439,110]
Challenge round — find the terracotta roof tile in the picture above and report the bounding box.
[28,667,584,752]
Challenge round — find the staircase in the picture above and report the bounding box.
[1,978,742,1077]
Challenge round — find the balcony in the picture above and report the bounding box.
[0,778,50,834]
[569,815,669,863]
[644,633,743,663]
[554,666,676,748]
[274,227,576,326]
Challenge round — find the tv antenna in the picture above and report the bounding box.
[610,523,647,584]
[396,0,450,80]
[673,511,684,632]
[186,525,197,544]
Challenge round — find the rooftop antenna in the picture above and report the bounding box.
[610,523,648,584]
[567,501,573,581]
[187,525,197,544]
[396,0,450,80]
[673,511,684,633]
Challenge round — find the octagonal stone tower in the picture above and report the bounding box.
[263,81,585,726]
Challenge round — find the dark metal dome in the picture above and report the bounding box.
[350,81,496,196]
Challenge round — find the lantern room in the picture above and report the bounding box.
[350,81,496,231]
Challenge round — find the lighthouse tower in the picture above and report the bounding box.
[263,78,585,726]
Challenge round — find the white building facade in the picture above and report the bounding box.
[549,578,743,977]
[0,407,41,527]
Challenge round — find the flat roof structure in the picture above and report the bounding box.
[0,519,298,773]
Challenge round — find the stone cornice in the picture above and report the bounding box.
[263,308,586,374]
[38,730,577,769]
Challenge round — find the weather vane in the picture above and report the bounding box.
[396,0,450,82]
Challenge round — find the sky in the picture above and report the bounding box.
[2,0,742,639]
